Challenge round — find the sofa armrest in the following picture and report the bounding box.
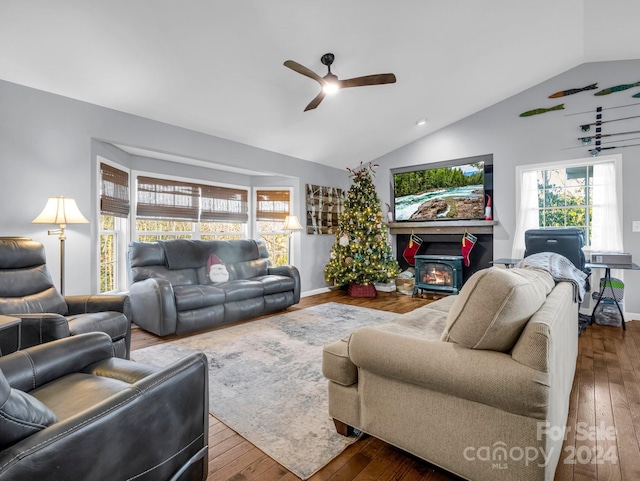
[65,294,130,318]
[349,326,550,419]
[129,278,177,336]
[0,349,209,481]
[268,265,301,303]
[12,314,71,349]
[0,332,115,392]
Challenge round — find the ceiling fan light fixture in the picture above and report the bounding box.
[284,52,396,111]
[323,82,339,95]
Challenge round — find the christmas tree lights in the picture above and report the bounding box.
[324,163,400,288]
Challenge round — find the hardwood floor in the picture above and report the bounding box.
[130,290,640,481]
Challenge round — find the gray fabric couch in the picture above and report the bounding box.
[323,267,579,481]
[128,239,300,336]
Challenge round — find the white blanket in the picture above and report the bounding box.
[516,252,587,302]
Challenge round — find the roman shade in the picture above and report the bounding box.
[100,163,130,218]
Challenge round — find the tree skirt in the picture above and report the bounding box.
[131,302,397,479]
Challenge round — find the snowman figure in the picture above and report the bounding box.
[207,254,229,283]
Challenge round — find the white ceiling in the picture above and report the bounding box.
[2,1,639,170]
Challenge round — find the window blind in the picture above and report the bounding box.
[200,185,249,223]
[100,163,130,218]
[256,190,290,221]
[136,176,201,221]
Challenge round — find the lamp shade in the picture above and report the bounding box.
[283,215,303,231]
[32,197,89,225]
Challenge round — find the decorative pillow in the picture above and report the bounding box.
[440,267,555,352]
[207,254,229,283]
[0,369,58,449]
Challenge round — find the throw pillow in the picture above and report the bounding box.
[207,254,229,283]
[0,369,58,449]
[440,267,554,352]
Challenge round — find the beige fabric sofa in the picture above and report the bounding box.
[323,267,578,481]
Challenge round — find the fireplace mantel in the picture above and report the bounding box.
[388,220,497,235]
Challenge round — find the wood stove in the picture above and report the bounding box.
[413,255,463,295]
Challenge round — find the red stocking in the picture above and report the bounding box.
[461,232,477,267]
[403,234,423,266]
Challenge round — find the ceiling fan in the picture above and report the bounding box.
[283,53,396,111]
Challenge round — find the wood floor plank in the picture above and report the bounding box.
[208,440,257,476]
[210,445,266,481]
[325,437,387,481]
[592,343,621,480]
[129,290,640,481]
[351,444,404,481]
[307,436,379,481]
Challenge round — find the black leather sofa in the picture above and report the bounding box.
[0,332,208,480]
[128,239,301,336]
[0,237,131,358]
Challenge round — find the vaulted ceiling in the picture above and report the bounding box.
[1,1,639,169]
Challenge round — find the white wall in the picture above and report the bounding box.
[373,59,640,316]
[0,79,349,294]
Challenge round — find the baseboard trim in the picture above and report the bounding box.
[301,287,331,298]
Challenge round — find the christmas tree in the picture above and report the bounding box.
[325,163,400,288]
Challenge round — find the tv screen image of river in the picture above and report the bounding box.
[394,162,485,221]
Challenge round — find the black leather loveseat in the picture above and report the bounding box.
[128,239,300,336]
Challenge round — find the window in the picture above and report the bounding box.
[99,162,130,293]
[199,184,248,241]
[255,189,291,266]
[513,156,623,258]
[134,174,248,241]
[537,165,593,240]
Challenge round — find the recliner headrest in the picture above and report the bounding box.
[0,239,46,269]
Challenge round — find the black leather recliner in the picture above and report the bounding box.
[0,237,131,358]
[0,332,209,480]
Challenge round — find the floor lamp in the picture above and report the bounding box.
[283,215,303,264]
[32,196,89,295]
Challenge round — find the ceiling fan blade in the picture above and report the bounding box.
[284,60,324,84]
[339,73,397,89]
[304,91,327,111]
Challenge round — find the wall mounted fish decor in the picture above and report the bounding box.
[519,104,564,117]
[594,82,640,96]
[549,83,598,98]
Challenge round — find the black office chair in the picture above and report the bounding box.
[524,227,591,289]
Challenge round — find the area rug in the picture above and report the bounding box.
[131,302,397,479]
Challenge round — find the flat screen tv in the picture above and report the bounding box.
[391,154,493,222]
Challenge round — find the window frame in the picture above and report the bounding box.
[97,157,131,294]
[254,187,295,266]
[514,154,623,252]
